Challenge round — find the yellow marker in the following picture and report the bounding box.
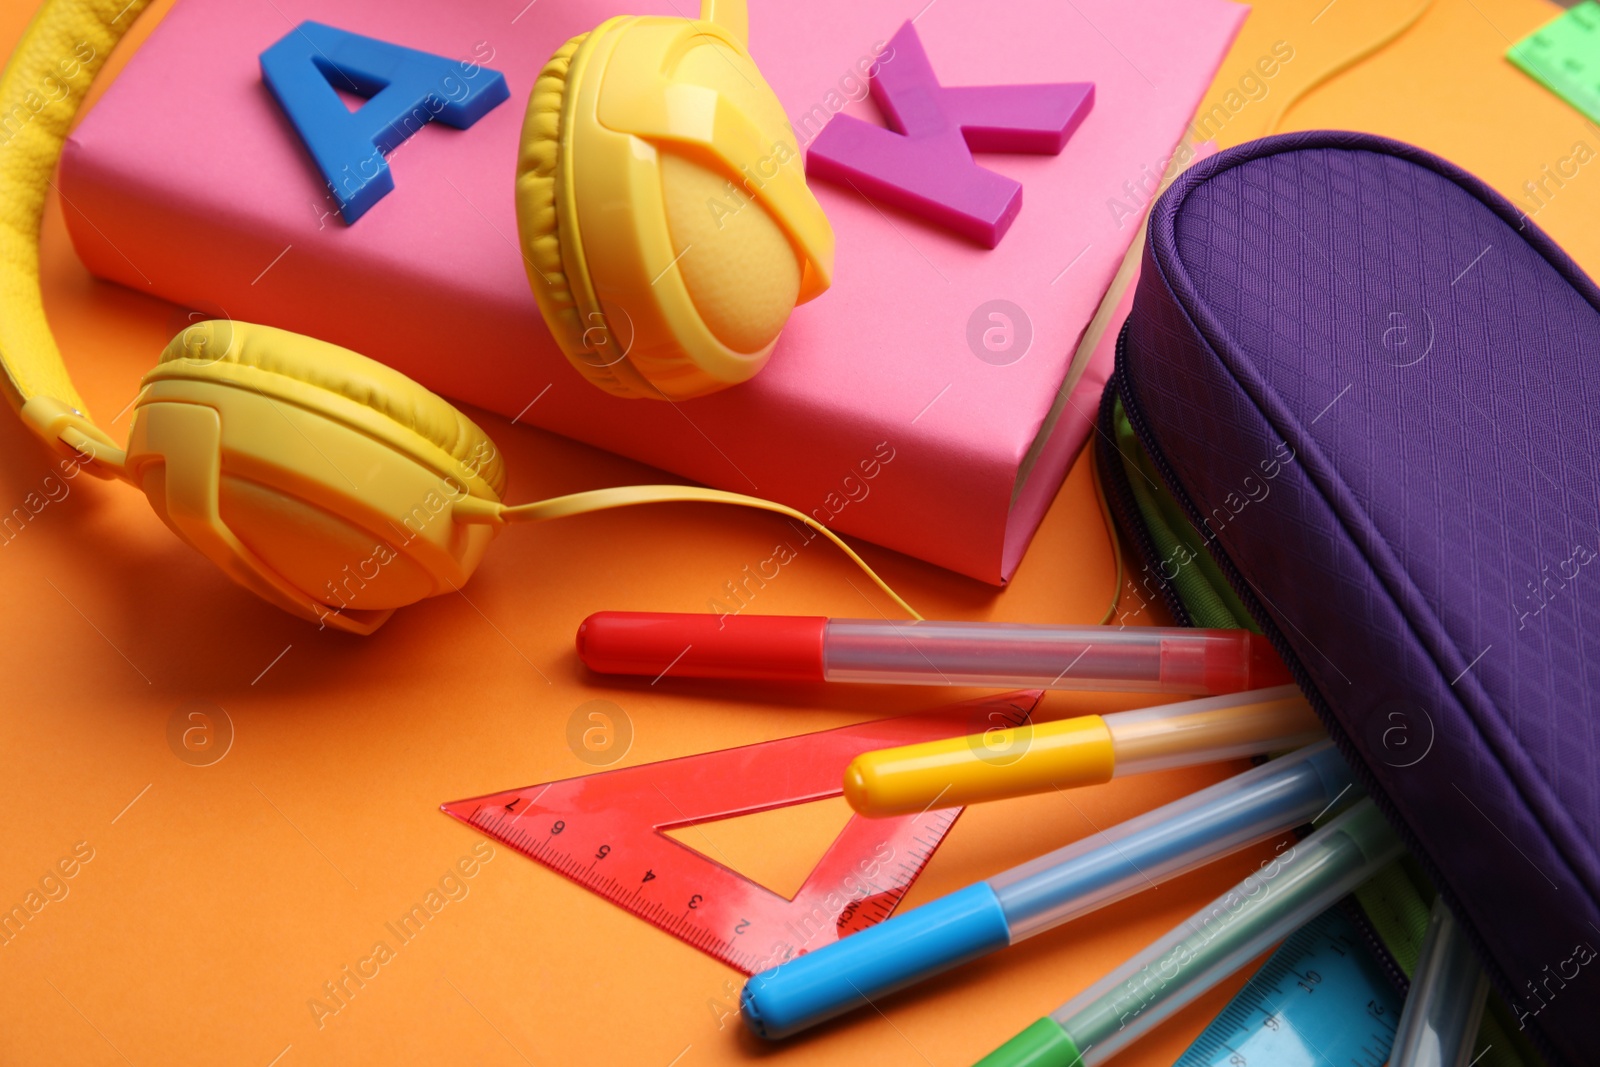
[843,687,1324,816]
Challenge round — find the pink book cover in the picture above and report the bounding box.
[59,0,1244,584]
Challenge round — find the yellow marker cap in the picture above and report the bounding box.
[843,715,1116,817]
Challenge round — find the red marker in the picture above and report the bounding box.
[576,613,1291,694]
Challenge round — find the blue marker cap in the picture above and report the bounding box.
[741,883,1012,1040]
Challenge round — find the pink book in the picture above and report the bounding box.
[60,0,1243,583]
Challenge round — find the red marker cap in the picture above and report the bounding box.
[576,612,827,683]
[1244,632,1294,689]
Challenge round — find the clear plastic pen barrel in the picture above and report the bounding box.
[822,619,1285,693]
[1102,688,1324,776]
[1037,801,1401,1066]
[1389,897,1490,1067]
[988,740,1350,940]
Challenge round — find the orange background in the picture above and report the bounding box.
[1,1,1594,1064]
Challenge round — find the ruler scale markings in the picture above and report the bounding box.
[1174,907,1404,1067]
[446,693,1040,974]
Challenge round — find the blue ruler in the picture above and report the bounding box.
[1174,906,1403,1067]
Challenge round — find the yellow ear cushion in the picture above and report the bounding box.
[149,321,507,498]
[658,151,800,354]
[516,32,655,398]
[517,32,586,360]
[655,33,803,355]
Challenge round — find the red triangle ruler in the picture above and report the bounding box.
[442,691,1041,974]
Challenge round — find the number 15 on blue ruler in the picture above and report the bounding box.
[1175,907,1402,1067]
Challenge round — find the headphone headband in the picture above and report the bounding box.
[0,0,919,633]
[0,0,148,439]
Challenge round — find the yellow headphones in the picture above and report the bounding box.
[0,0,909,635]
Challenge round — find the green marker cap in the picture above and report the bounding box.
[975,1017,1085,1067]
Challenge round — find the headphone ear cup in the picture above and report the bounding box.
[655,150,802,353]
[126,322,504,633]
[516,16,830,402]
[517,32,656,399]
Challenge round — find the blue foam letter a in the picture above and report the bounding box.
[260,22,508,224]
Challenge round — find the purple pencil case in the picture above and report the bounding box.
[1098,131,1600,1065]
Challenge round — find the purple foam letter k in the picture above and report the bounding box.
[807,22,1093,248]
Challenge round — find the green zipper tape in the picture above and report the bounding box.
[1112,398,1254,630]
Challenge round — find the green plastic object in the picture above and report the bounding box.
[974,1018,1083,1067]
[1508,2,1600,125]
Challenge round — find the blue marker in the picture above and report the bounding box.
[741,741,1356,1040]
